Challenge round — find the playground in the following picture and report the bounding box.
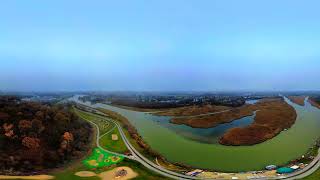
[83,148,124,169]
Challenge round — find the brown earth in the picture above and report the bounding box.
[153,104,231,116]
[287,96,306,106]
[75,167,138,180]
[0,175,54,179]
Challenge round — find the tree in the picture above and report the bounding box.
[22,137,40,150]
[18,120,32,131]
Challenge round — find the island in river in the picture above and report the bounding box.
[162,98,297,146]
[287,96,307,106]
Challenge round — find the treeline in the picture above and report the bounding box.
[111,98,245,109]
[0,96,92,175]
[311,96,320,104]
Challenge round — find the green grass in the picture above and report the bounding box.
[83,147,124,169]
[74,108,115,135]
[303,168,320,180]
[99,127,128,153]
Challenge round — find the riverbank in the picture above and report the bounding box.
[308,98,320,109]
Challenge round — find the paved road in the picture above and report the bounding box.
[75,105,320,180]
[76,107,199,179]
[278,149,320,180]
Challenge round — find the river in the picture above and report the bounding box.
[71,96,320,172]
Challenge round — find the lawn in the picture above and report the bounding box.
[74,108,115,135]
[303,168,320,180]
[99,127,128,153]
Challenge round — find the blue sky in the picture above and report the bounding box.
[0,0,319,91]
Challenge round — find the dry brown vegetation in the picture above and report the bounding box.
[170,98,297,145]
[287,96,306,106]
[220,99,297,145]
[171,105,253,128]
[153,104,231,116]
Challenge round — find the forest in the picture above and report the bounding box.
[0,96,92,175]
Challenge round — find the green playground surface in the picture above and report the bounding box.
[83,148,124,169]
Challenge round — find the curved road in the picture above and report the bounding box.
[76,104,320,180]
[76,110,131,158]
[77,107,198,180]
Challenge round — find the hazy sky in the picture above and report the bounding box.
[1,0,320,91]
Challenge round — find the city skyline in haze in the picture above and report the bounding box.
[1,1,320,92]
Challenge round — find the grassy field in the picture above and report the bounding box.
[303,169,320,180]
[99,127,128,153]
[74,108,115,135]
[68,108,168,179]
[75,108,128,153]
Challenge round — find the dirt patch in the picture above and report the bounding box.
[75,171,97,177]
[287,96,306,106]
[0,175,54,180]
[99,167,138,180]
[75,167,138,180]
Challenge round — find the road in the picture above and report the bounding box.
[76,107,198,179]
[75,104,320,180]
[76,110,131,159]
[279,149,320,180]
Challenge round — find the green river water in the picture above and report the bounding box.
[75,96,320,172]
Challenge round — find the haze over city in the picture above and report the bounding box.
[1,0,320,91]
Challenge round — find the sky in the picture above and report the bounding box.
[0,0,320,92]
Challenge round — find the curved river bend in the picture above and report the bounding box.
[73,96,320,172]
